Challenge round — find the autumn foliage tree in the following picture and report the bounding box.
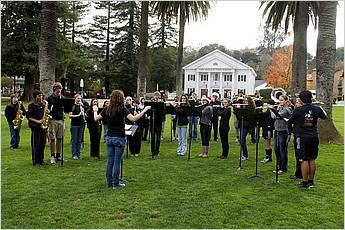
[264,45,292,89]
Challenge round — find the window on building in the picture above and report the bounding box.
[213,73,219,81]
[238,74,247,82]
[188,74,195,81]
[224,74,232,81]
[238,89,246,95]
[200,74,208,81]
[188,88,195,95]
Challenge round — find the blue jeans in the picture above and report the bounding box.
[70,125,83,157]
[105,136,126,187]
[103,125,108,142]
[274,130,289,172]
[9,125,20,148]
[188,116,198,139]
[177,126,187,154]
[240,127,251,158]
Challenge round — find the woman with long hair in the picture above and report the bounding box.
[93,90,150,188]
[172,94,189,156]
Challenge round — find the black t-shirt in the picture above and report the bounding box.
[70,104,84,126]
[219,107,231,130]
[100,107,130,137]
[26,101,45,129]
[290,104,327,137]
[5,103,26,125]
[47,93,65,120]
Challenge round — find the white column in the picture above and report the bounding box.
[207,71,210,96]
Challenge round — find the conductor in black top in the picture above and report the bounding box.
[210,92,221,141]
[290,90,327,188]
[219,98,231,159]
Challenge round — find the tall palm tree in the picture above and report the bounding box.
[137,1,149,97]
[316,1,342,143]
[260,1,318,98]
[152,1,211,96]
[39,1,57,97]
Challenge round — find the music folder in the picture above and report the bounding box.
[125,124,138,136]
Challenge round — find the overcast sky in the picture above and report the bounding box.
[184,1,344,55]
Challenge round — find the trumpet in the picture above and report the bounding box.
[13,101,24,129]
[41,100,52,130]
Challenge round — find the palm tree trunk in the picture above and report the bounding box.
[176,7,186,96]
[316,1,342,143]
[137,1,149,97]
[105,2,111,97]
[39,1,57,97]
[291,1,307,99]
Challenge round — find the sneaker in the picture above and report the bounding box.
[72,156,78,160]
[198,153,203,157]
[297,181,312,188]
[221,156,227,160]
[241,156,248,160]
[50,156,56,164]
[288,175,298,179]
[202,154,208,158]
[113,183,126,188]
[272,170,284,174]
[134,154,139,157]
[56,156,62,161]
[235,138,240,143]
[261,158,272,163]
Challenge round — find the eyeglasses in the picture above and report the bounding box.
[181,97,187,99]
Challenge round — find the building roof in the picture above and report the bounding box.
[183,49,257,77]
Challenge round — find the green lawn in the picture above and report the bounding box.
[1,105,344,228]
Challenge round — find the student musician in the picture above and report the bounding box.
[47,82,65,164]
[290,90,327,188]
[199,96,213,158]
[237,96,256,160]
[219,98,231,159]
[69,94,85,160]
[210,92,221,141]
[125,97,143,157]
[139,97,149,141]
[172,94,190,156]
[5,93,26,149]
[86,98,102,158]
[92,90,151,188]
[26,90,46,166]
[269,95,292,174]
[260,100,276,163]
[188,92,200,140]
[149,91,165,159]
[171,96,180,141]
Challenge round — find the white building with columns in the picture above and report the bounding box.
[183,49,257,99]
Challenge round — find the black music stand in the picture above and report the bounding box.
[120,124,138,181]
[59,97,74,167]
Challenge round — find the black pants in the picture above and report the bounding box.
[142,119,149,141]
[150,123,162,155]
[220,128,229,157]
[31,128,46,165]
[211,118,218,141]
[293,136,302,178]
[89,126,101,157]
[129,128,142,155]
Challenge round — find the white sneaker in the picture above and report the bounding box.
[50,156,56,164]
[72,156,78,160]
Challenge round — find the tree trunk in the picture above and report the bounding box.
[316,1,342,143]
[291,1,307,99]
[137,1,149,97]
[39,1,57,98]
[176,7,186,96]
[72,2,75,44]
[161,11,166,48]
[21,73,34,102]
[104,2,111,97]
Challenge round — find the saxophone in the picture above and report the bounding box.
[13,101,24,129]
[41,100,52,129]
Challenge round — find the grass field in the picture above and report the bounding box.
[1,102,344,228]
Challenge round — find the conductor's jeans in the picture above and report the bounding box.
[220,128,229,157]
[274,130,289,172]
[211,117,219,141]
[240,127,251,158]
[105,136,125,187]
[150,123,162,155]
[200,123,211,146]
[31,127,46,165]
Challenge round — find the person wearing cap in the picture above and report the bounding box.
[5,93,26,149]
[210,92,221,141]
[26,90,46,166]
[47,82,65,164]
[199,95,213,157]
